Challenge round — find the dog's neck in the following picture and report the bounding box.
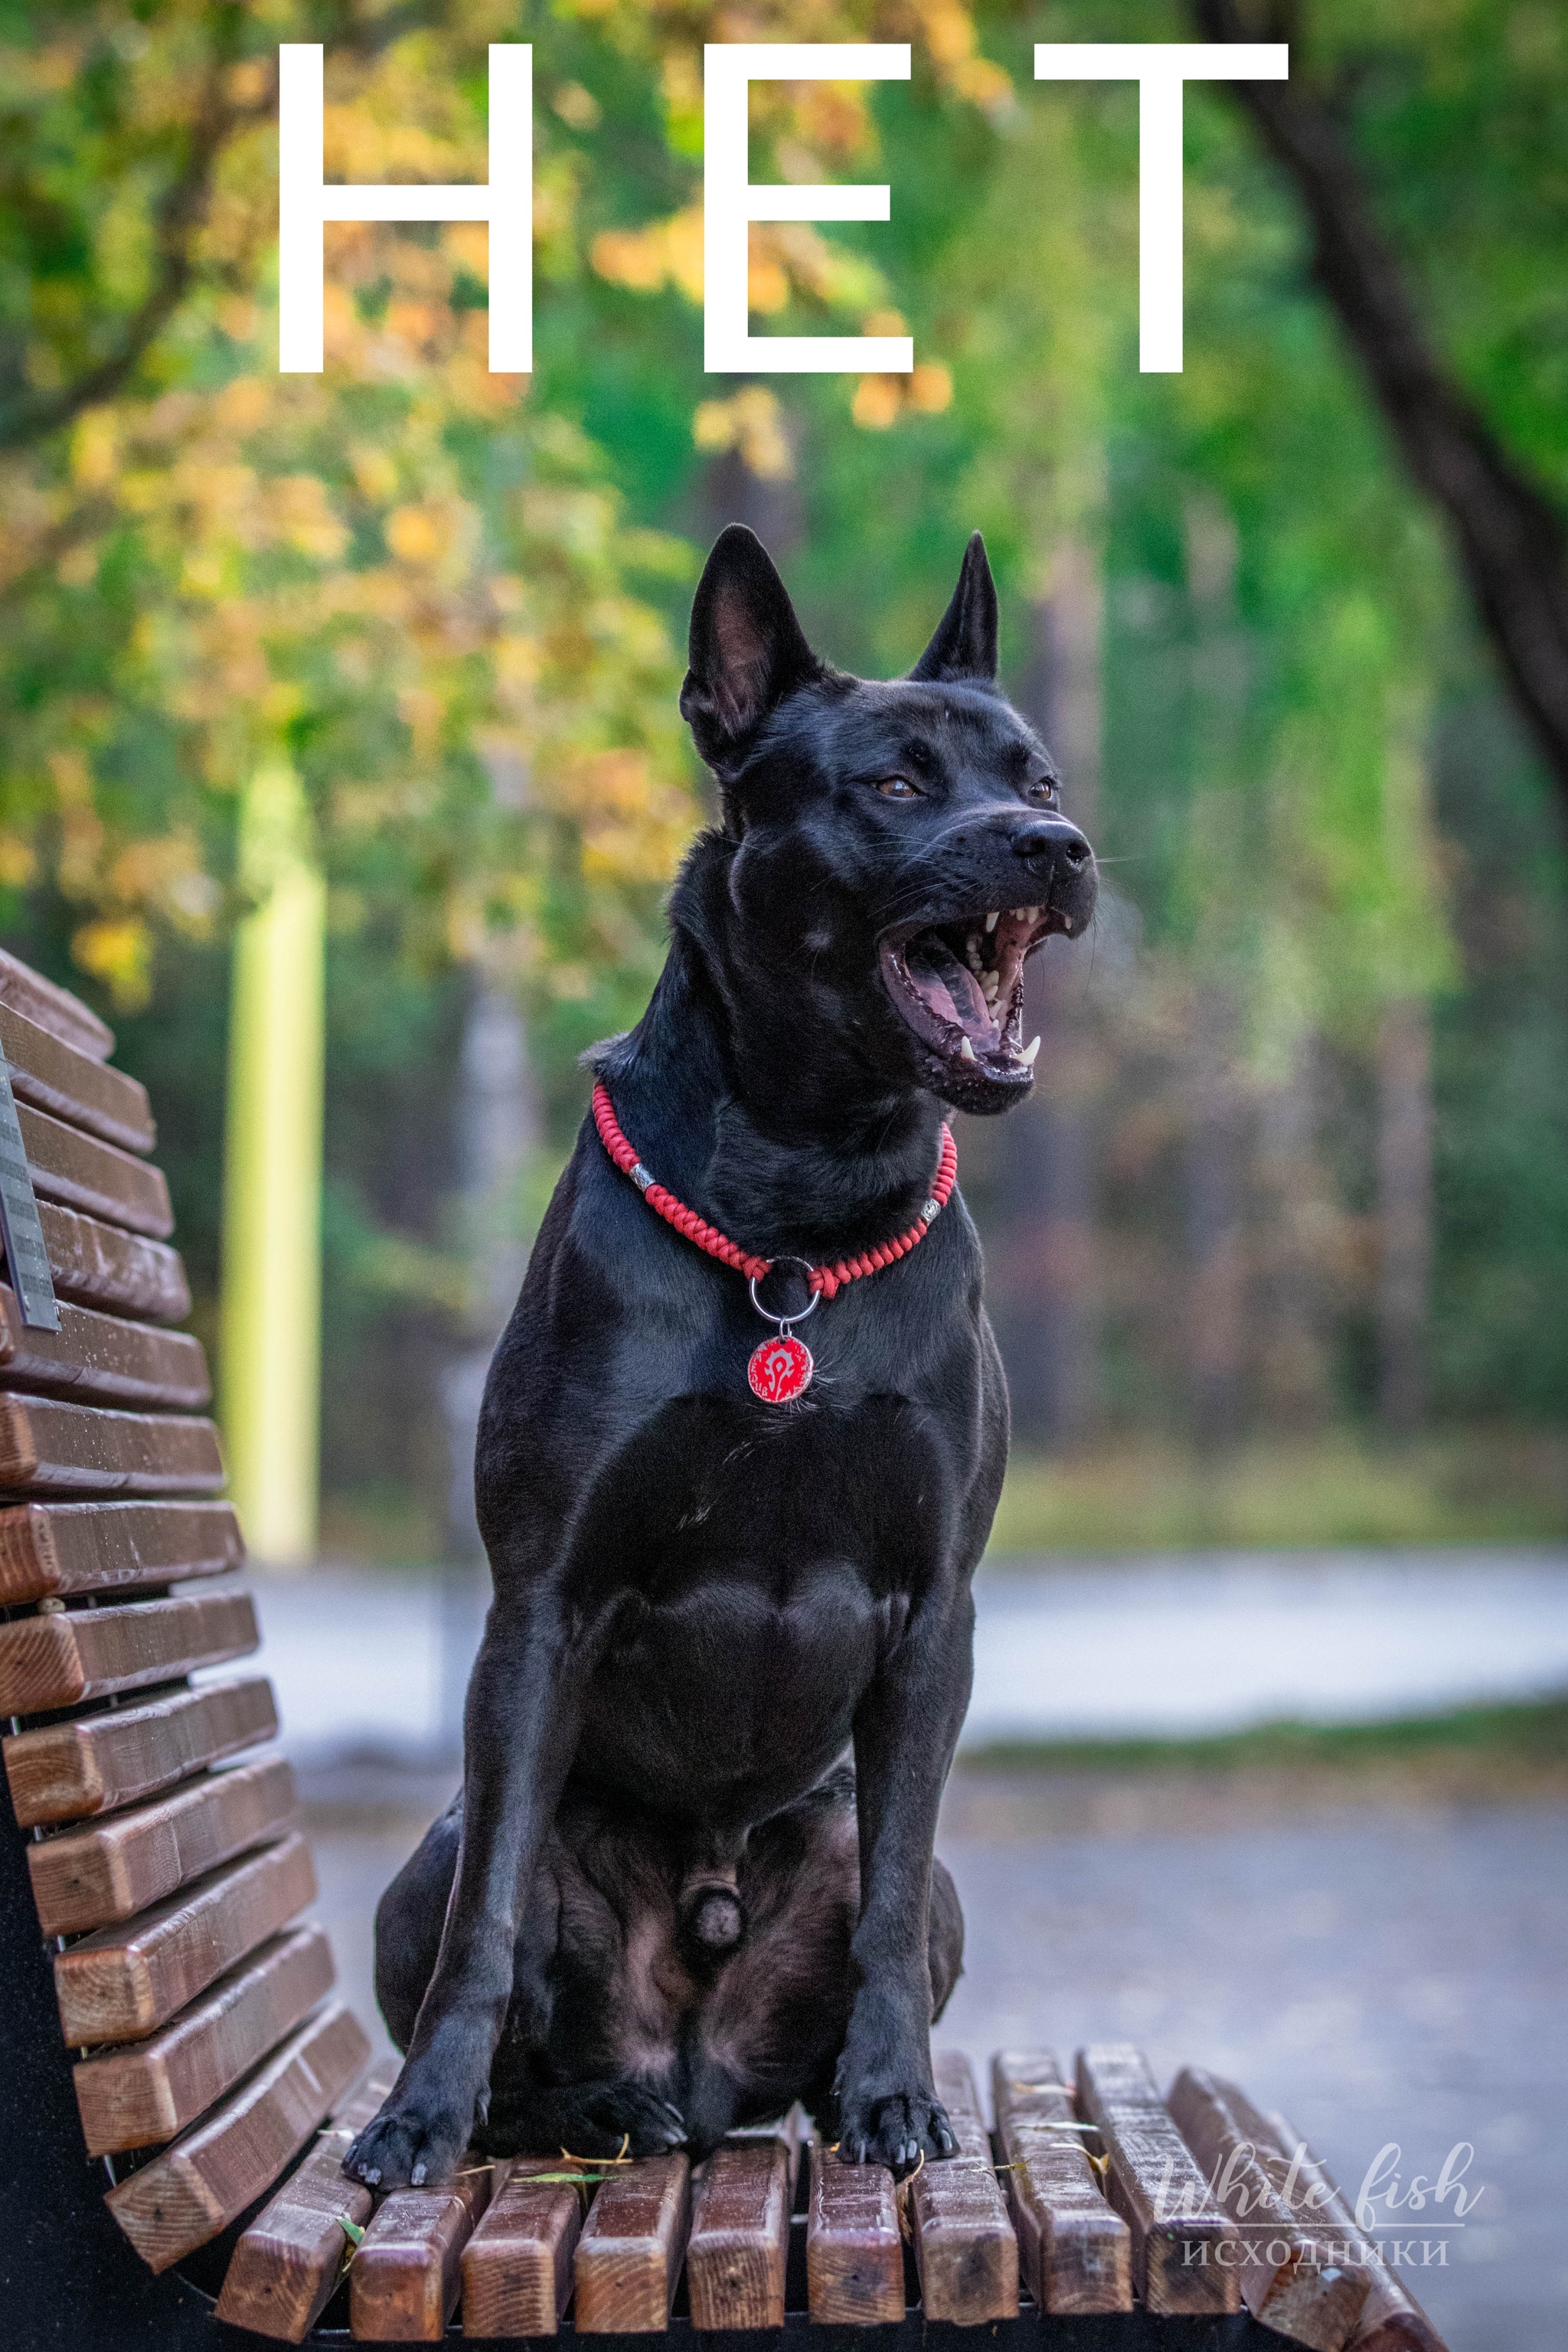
[596,868,945,1265]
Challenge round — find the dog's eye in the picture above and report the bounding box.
[1026,780,1057,805]
[875,776,922,800]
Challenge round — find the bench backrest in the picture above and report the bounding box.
[0,949,369,2329]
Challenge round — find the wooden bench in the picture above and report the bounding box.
[0,948,374,2347]
[201,2043,1449,2348]
[0,946,1452,2350]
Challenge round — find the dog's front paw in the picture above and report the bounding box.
[343,2091,470,2191]
[837,2082,958,2175]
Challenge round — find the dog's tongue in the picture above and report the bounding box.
[904,933,988,1037]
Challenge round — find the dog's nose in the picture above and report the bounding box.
[1011,816,1093,871]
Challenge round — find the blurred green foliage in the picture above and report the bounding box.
[0,0,1563,1547]
[958,1690,1568,1776]
[991,1429,1568,1553]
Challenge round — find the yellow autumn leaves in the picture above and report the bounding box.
[1,2,702,1007]
[583,0,1000,469]
[1,0,1009,1007]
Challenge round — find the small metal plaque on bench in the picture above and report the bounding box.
[0,1057,60,1329]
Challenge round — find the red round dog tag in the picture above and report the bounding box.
[748,1333,814,1403]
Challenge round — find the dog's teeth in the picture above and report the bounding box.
[985,910,999,933]
[1021,1035,1040,1066]
[1063,913,1073,933]
[1025,904,1040,922]
[965,937,983,973]
[959,1036,977,1062]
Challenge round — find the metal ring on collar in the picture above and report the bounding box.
[747,1257,822,1329]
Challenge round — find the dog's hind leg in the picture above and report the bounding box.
[374,1793,577,2125]
[928,1853,964,2022]
[374,1797,462,2053]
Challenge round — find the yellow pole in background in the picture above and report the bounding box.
[220,760,325,1568]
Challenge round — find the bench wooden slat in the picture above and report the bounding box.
[573,2152,691,2334]
[731,2103,807,2187]
[29,1753,295,1936]
[16,1100,173,1238]
[0,946,113,1062]
[55,1828,316,2043]
[1169,2068,1372,2350]
[1076,2044,1239,2317]
[0,1583,256,1714]
[1254,2103,1450,2352]
[991,2048,1132,2314]
[0,999,153,1154]
[685,2134,792,2329]
[5,1672,275,1827]
[905,2051,1018,2324]
[349,2158,497,2342]
[0,1393,225,1497]
[0,1282,209,1410]
[0,1497,243,1609]
[216,2076,394,2344]
[37,1198,191,1325]
[805,2142,903,2325]
[74,1924,335,2154]
[106,2001,370,2272]
[462,2158,589,2338]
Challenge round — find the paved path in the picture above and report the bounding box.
[254,1547,1568,1762]
[304,1774,1568,2352]
[936,1788,1568,2352]
[967,1549,1568,1740]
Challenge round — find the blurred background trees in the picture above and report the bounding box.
[1,0,1563,1555]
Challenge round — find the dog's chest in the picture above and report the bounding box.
[557,1337,979,1815]
[612,1560,901,1690]
[580,1561,900,1812]
[586,1381,956,1579]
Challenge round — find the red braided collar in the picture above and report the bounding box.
[591,1082,957,1303]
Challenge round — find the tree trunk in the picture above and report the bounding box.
[441,976,536,1559]
[1191,0,1568,808]
[439,976,537,1750]
[997,536,1104,1451]
[998,1008,1101,1448]
[700,395,803,559]
[1180,495,1250,1449]
[1184,985,1247,1449]
[1375,996,1433,1436]
[1256,1033,1331,1429]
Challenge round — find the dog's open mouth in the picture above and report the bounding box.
[878,901,1066,1076]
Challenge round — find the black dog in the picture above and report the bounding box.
[345,525,1096,2190]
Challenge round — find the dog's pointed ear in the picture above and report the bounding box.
[680,526,822,769]
[908,533,998,684]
